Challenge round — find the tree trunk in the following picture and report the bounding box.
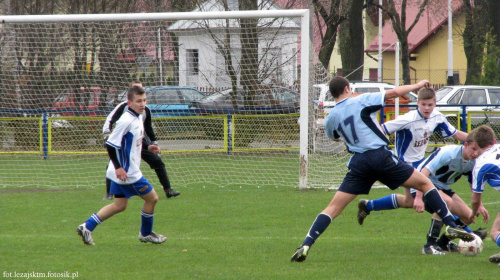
[339,0,364,80]
[462,0,488,84]
[239,0,259,108]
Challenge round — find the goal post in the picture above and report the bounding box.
[0,9,324,189]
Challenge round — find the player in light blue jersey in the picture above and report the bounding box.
[416,130,490,254]
[469,125,500,265]
[77,86,167,245]
[290,76,473,262]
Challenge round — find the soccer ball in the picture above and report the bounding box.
[458,234,483,257]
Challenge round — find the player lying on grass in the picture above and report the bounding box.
[290,76,474,263]
[358,127,491,255]
[77,86,167,245]
[468,125,500,265]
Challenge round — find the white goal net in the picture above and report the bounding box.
[0,8,350,190]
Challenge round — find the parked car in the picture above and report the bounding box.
[189,86,300,114]
[435,85,500,108]
[435,85,500,128]
[117,86,206,117]
[312,81,415,130]
[51,87,110,117]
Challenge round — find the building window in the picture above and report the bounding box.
[186,49,199,75]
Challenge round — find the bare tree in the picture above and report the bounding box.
[367,0,428,85]
[312,0,348,69]
[339,0,364,80]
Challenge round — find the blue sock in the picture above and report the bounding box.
[423,189,457,227]
[495,233,500,248]
[85,213,102,231]
[140,211,154,236]
[366,194,399,212]
[303,213,332,247]
[453,215,472,232]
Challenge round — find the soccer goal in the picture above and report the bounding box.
[0,9,350,190]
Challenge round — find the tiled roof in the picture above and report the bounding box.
[365,0,463,53]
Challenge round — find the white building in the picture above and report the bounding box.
[167,0,301,90]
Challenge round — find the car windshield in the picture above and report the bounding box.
[436,87,453,102]
[352,87,380,93]
[489,89,500,105]
[202,91,227,101]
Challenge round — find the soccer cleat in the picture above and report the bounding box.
[138,231,167,244]
[438,241,459,253]
[76,223,95,245]
[102,193,113,200]
[291,246,309,262]
[422,244,446,255]
[444,226,475,241]
[489,252,500,264]
[472,228,488,240]
[166,188,180,198]
[357,199,370,225]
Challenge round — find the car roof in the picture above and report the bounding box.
[438,85,500,89]
[144,86,204,92]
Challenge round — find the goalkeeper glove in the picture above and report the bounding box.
[103,133,110,148]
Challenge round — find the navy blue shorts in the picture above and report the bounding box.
[338,147,414,195]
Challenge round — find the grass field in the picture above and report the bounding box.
[1,179,499,279]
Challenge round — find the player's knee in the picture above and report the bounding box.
[114,203,127,212]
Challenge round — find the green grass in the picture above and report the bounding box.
[1,181,499,279]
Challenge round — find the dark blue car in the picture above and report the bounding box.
[118,86,206,117]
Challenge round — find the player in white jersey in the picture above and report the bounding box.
[290,77,473,262]
[102,81,180,200]
[77,86,167,245]
[469,125,500,265]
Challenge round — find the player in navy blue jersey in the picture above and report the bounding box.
[290,76,474,262]
[469,125,500,265]
[102,81,179,200]
[77,86,167,245]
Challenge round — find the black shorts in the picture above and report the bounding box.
[338,147,414,195]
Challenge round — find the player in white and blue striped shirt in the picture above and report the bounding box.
[291,77,473,262]
[469,125,500,264]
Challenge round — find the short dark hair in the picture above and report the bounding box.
[328,76,350,99]
[417,87,436,101]
[473,125,496,148]
[131,80,142,86]
[127,85,145,101]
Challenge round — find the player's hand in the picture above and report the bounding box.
[478,204,490,223]
[413,197,425,213]
[417,80,430,89]
[148,144,160,154]
[103,133,110,148]
[115,168,127,181]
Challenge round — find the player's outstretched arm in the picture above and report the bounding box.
[384,80,429,101]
